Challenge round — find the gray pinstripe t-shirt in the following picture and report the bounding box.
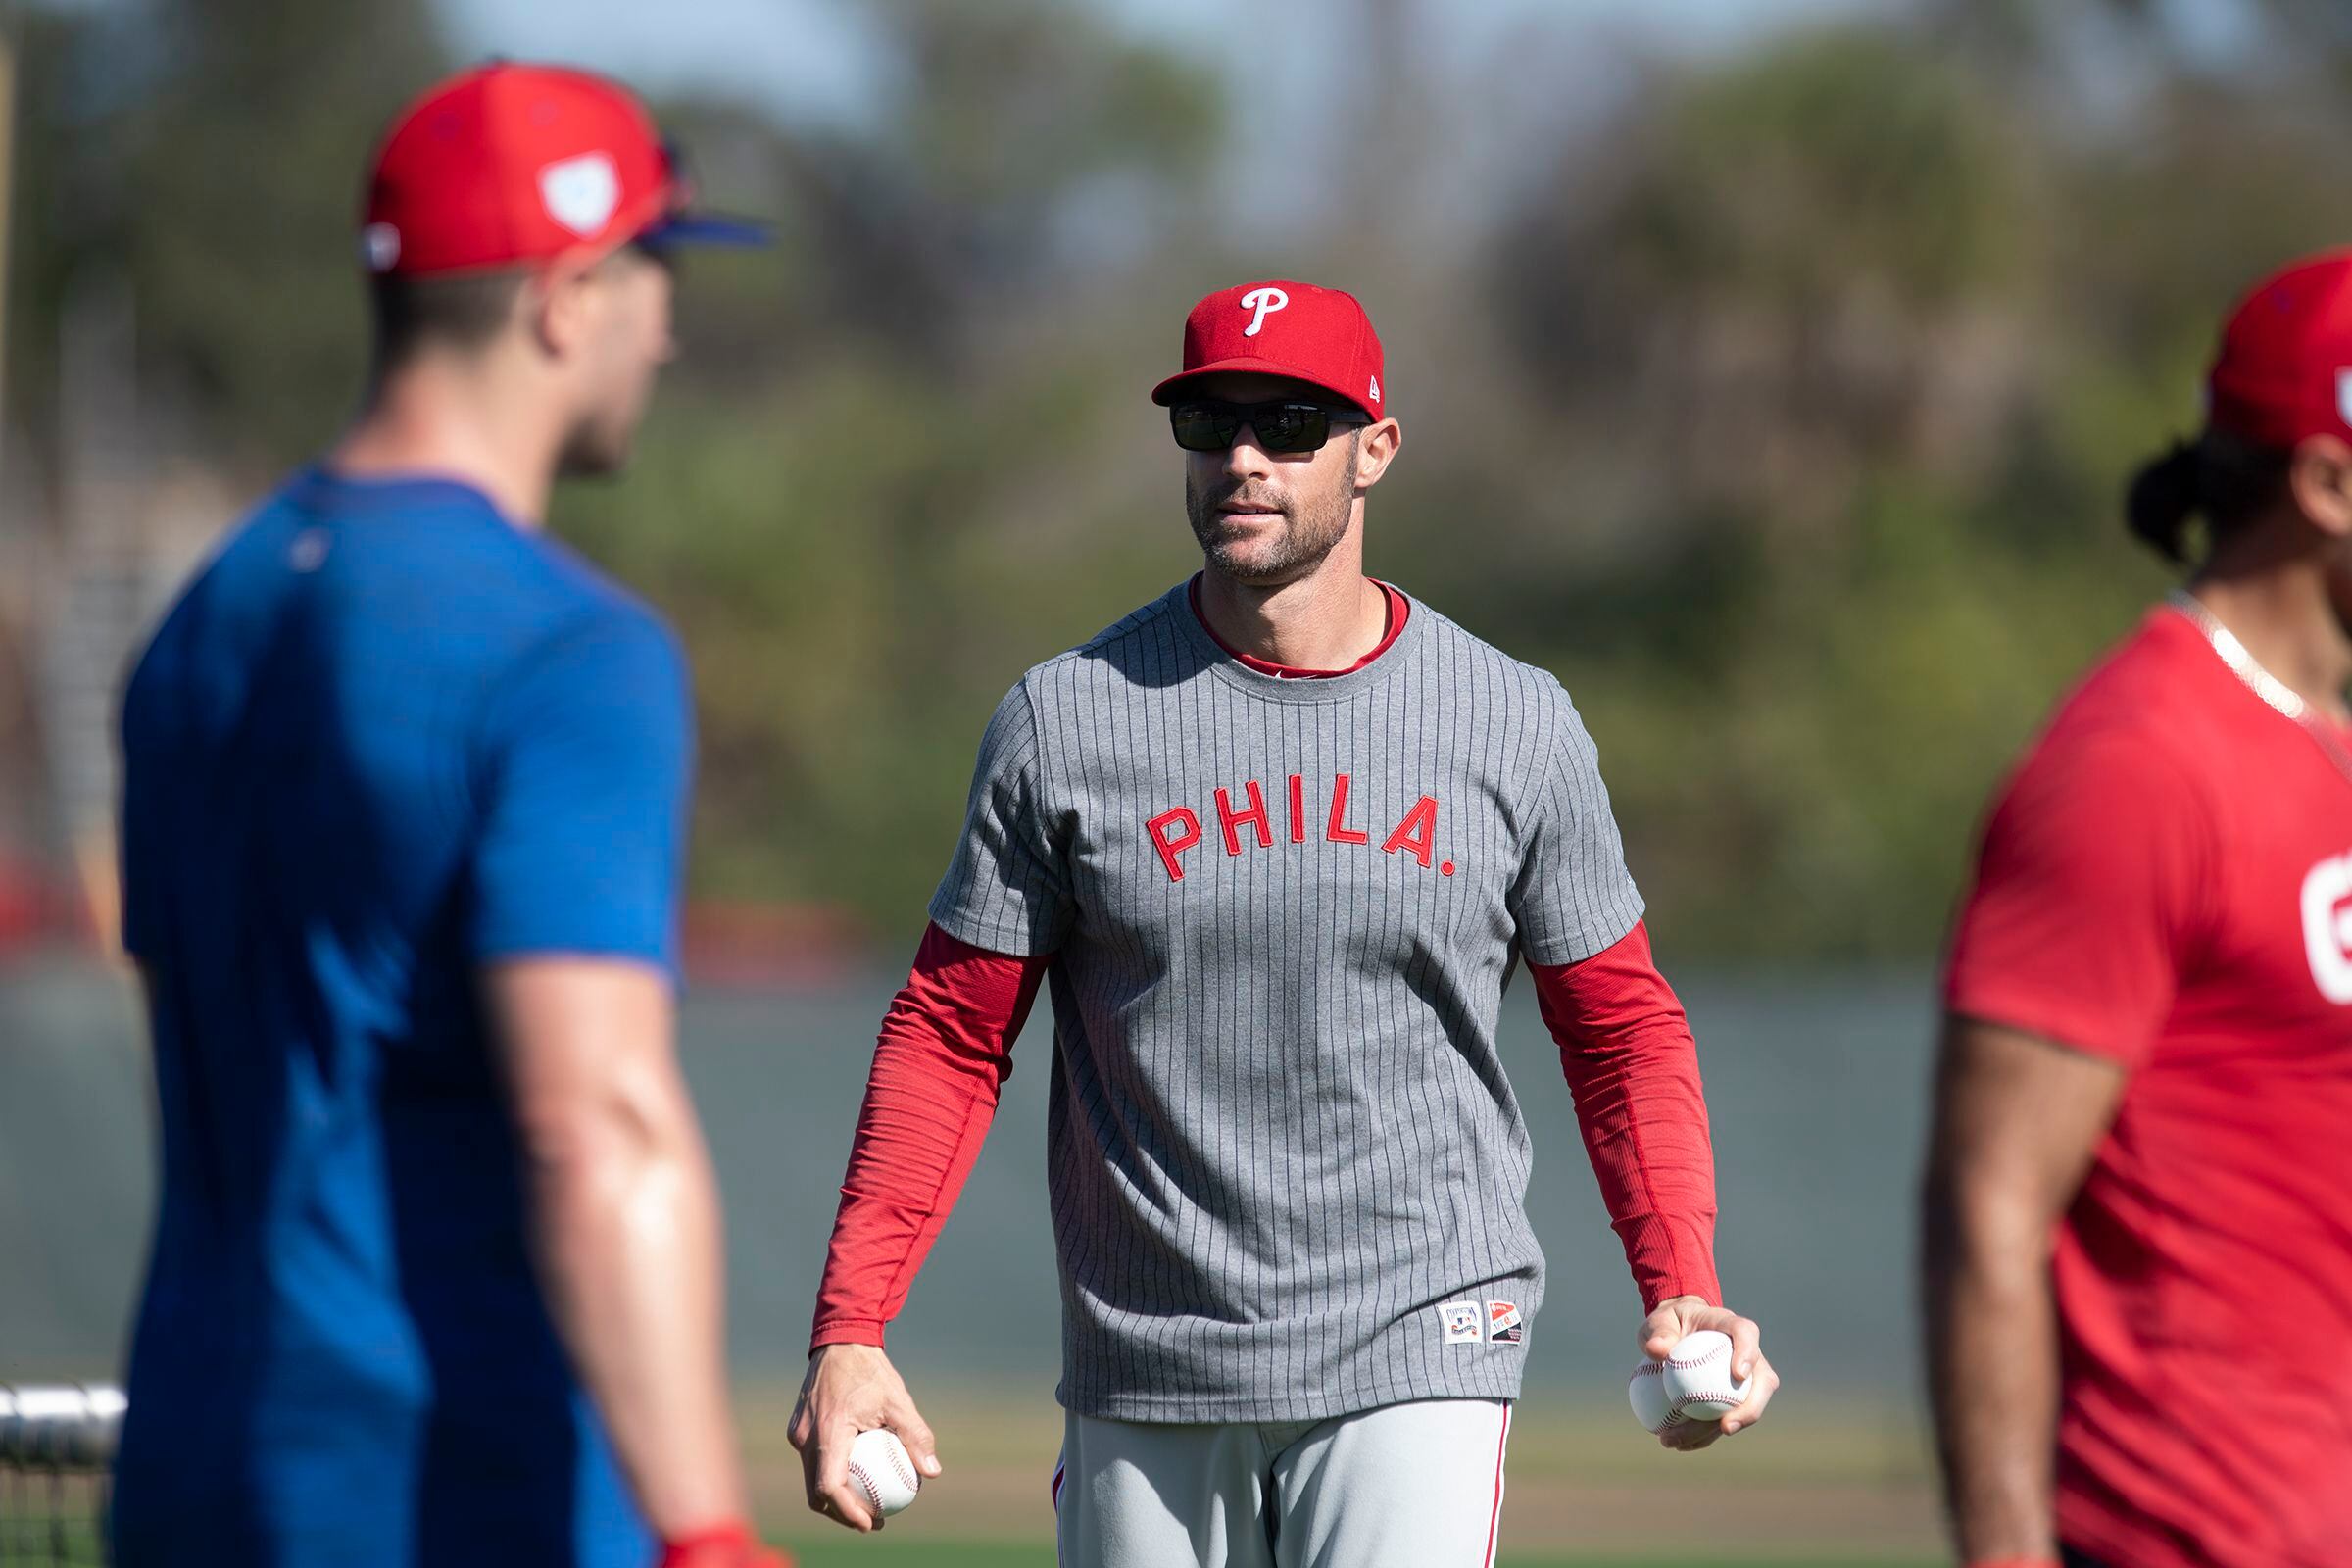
[931,581,1644,1423]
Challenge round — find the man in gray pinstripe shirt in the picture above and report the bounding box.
[792,279,1779,1562]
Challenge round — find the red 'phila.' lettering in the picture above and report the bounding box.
[1216,782,1273,856]
[1145,776,1450,884]
[1381,796,1439,868]
[1147,808,1202,883]
[1326,773,1371,845]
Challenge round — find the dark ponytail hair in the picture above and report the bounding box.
[2124,431,2292,566]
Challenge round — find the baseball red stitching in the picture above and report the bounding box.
[1662,1337,1744,1420]
[847,1435,921,1512]
[884,1441,920,1493]
[1665,1340,1729,1372]
[1672,1391,1744,1411]
[1629,1361,1685,1431]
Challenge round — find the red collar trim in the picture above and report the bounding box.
[1187,574,1409,678]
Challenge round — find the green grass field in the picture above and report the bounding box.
[752,1383,1946,1568]
[0,1518,1937,1568]
[776,1545,1936,1568]
[0,1387,1948,1566]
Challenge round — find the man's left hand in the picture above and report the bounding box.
[1639,1294,1780,1451]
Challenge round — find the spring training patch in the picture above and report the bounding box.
[1487,1301,1524,1345]
[1440,1301,1485,1346]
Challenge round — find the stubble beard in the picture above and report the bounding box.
[1186,440,1359,588]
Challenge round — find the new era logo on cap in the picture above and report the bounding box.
[1152,278,1387,416]
[362,223,401,272]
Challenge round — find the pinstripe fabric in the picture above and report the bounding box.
[931,582,1644,1423]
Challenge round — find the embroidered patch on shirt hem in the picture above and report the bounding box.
[1439,1300,1485,1345]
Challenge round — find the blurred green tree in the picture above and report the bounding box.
[555,1,1225,934]
[13,0,2352,961]
[8,0,445,469]
[1466,13,2352,956]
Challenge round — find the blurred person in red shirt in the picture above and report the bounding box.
[1927,250,2352,1568]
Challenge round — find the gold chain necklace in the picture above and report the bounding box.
[2166,590,2352,791]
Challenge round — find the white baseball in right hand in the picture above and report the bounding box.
[846,1428,922,1517]
[788,1343,941,1531]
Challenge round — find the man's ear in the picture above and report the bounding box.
[1356,416,1403,490]
[526,262,600,361]
[2289,433,2352,541]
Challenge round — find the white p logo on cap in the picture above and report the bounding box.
[539,152,621,238]
[1241,286,1289,338]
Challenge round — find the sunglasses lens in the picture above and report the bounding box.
[1169,401,1345,453]
[1254,405,1329,453]
[1170,405,1235,452]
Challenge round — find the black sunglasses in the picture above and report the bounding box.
[1169,399,1365,455]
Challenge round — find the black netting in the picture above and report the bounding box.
[0,1387,119,1567]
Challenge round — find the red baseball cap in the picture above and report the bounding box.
[2206,249,2352,448]
[1152,279,1387,417]
[362,62,765,277]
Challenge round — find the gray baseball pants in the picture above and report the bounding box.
[1052,1397,1512,1568]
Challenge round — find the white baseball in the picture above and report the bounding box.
[846,1427,921,1517]
[1626,1357,1685,1434]
[1660,1329,1749,1424]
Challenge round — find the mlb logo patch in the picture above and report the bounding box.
[1438,1300,1484,1345]
[1487,1301,1524,1345]
[539,152,621,238]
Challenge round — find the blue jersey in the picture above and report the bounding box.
[111,470,692,1567]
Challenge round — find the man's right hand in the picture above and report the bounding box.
[787,1344,942,1532]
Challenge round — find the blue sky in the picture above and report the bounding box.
[437,0,1894,128]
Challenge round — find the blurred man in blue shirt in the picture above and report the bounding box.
[113,63,784,1568]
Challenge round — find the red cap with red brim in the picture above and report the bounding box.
[1152,279,1387,417]
[2207,249,2352,448]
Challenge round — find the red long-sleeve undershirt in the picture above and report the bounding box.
[1531,919,1721,1310]
[808,919,1720,1351]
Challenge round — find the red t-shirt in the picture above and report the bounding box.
[1945,607,2352,1568]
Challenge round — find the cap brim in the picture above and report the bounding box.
[639,211,772,250]
[1152,357,1370,415]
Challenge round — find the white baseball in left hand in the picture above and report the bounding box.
[1659,1329,1749,1423]
[1627,1357,1685,1434]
